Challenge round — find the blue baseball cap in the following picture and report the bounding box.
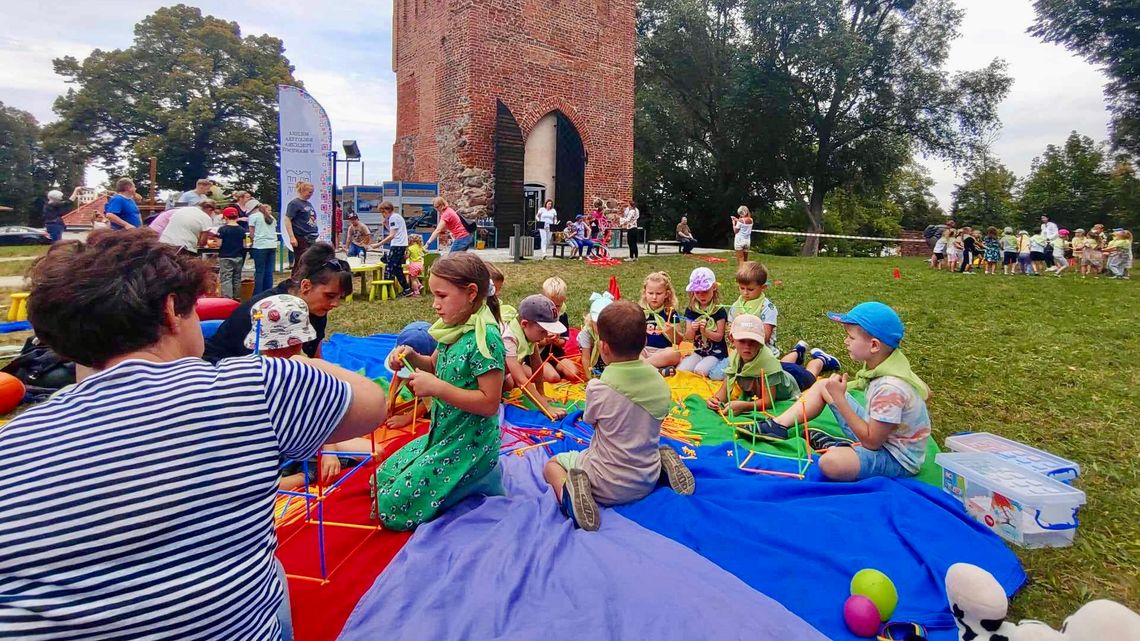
[826,302,904,348]
[396,320,437,356]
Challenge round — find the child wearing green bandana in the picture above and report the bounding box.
[707,314,801,415]
[377,254,507,530]
[502,294,569,420]
[544,300,695,531]
[727,261,779,353]
[752,302,932,482]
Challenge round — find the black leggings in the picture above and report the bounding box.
[385,246,411,290]
[627,227,640,259]
[958,249,974,271]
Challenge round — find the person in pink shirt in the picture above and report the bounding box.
[426,196,474,253]
[588,204,608,241]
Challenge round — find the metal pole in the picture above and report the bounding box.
[513,224,522,263]
[330,150,338,249]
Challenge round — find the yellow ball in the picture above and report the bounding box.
[850,569,897,621]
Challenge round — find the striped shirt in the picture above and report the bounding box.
[0,356,352,640]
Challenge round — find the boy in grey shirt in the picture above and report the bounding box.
[543,300,695,531]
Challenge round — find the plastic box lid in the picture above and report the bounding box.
[936,452,1086,507]
[944,432,1080,480]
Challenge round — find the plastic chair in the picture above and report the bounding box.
[7,293,30,321]
[369,279,397,301]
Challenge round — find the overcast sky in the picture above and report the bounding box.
[0,0,1112,210]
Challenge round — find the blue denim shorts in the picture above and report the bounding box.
[831,393,914,480]
[450,234,475,253]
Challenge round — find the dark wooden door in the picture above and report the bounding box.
[554,112,585,220]
[494,100,525,248]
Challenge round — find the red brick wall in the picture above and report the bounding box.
[392,0,635,212]
[899,230,930,257]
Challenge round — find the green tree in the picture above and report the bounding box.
[1019,132,1115,231]
[635,0,766,244]
[48,4,299,206]
[950,151,1020,228]
[0,102,42,222]
[1107,158,1140,230]
[744,0,1012,255]
[1030,0,1140,156]
[891,164,946,230]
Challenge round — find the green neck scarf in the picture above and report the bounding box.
[599,359,672,420]
[500,304,518,326]
[585,325,601,368]
[643,305,677,345]
[847,349,930,400]
[688,300,718,325]
[507,317,535,361]
[731,295,767,317]
[724,345,783,382]
[428,304,498,359]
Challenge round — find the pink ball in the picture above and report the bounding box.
[843,594,882,637]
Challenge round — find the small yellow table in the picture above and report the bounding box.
[348,264,384,302]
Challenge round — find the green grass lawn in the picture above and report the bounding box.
[333,251,1137,620]
[0,245,49,259]
[0,258,36,278]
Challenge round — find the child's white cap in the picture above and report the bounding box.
[244,294,315,351]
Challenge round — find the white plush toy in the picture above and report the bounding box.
[945,563,1140,641]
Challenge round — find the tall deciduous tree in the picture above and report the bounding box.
[950,150,1020,228]
[1019,132,1114,230]
[48,4,299,206]
[634,0,1012,254]
[745,0,1012,254]
[0,102,43,221]
[1030,0,1140,156]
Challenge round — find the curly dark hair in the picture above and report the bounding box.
[27,229,214,368]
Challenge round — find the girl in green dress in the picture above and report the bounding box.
[378,253,506,530]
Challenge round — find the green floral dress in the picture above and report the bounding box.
[374,327,505,530]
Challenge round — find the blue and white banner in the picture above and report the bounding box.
[278,85,333,242]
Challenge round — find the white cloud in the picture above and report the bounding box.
[921,0,1112,210]
[1,0,1113,205]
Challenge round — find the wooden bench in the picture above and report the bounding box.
[552,242,574,258]
[647,240,683,254]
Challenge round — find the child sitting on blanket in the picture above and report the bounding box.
[538,277,580,383]
[750,302,932,482]
[380,253,507,530]
[640,271,685,374]
[679,267,729,380]
[707,314,802,415]
[544,299,695,531]
[246,294,372,489]
[501,294,569,420]
[577,291,614,381]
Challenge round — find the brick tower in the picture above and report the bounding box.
[391,0,635,246]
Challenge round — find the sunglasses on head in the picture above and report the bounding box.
[321,258,350,273]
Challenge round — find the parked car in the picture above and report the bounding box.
[0,226,52,246]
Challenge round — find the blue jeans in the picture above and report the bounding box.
[251,248,276,294]
[347,243,366,259]
[830,393,913,480]
[46,223,65,242]
[274,558,293,641]
[449,234,475,253]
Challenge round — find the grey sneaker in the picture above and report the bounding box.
[659,446,696,495]
[562,469,600,531]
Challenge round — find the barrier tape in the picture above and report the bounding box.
[751,229,928,243]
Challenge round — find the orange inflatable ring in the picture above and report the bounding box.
[0,372,26,414]
[195,297,241,322]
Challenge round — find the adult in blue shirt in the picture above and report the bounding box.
[104,177,142,229]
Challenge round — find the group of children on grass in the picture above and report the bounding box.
[932,224,1133,279]
[247,252,932,532]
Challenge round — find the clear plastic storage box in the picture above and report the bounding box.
[944,432,1080,483]
[936,452,1086,549]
